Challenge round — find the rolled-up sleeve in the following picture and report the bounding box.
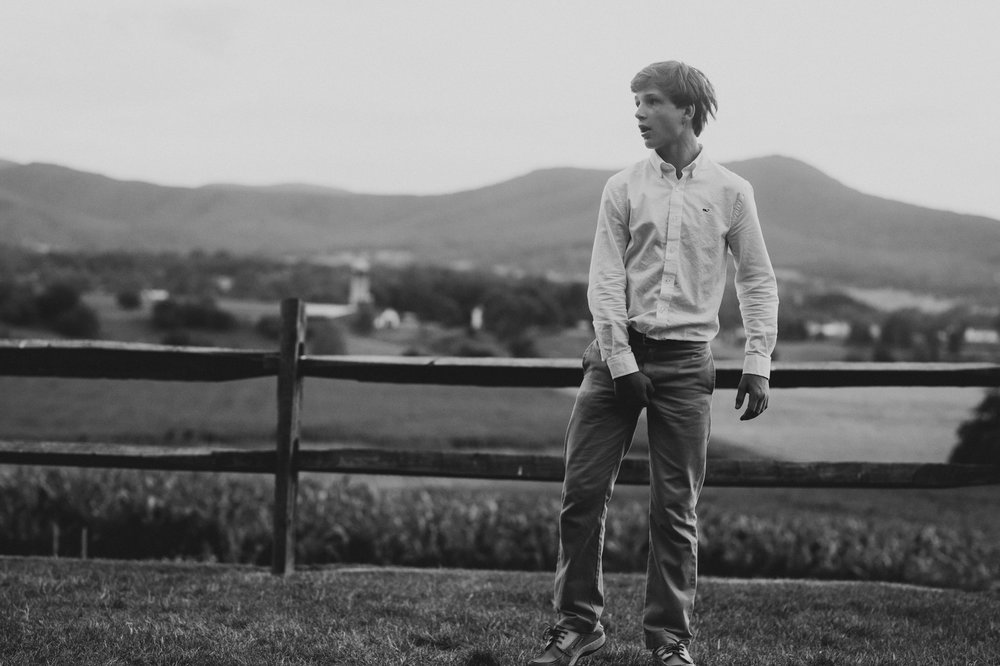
[588,179,638,379]
[728,185,779,378]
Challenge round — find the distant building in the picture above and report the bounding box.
[470,305,484,332]
[308,257,373,320]
[214,276,234,293]
[141,289,170,304]
[374,308,401,330]
[805,320,850,339]
[965,328,1000,345]
[348,257,372,305]
[305,303,357,320]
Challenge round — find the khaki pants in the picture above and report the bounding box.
[553,337,714,649]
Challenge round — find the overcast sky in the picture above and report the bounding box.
[3,1,999,219]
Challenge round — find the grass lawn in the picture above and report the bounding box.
[0,376,984,462]
[1,556,998,665]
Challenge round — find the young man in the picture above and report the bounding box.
[529,61,778,666]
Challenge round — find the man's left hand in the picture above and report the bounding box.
[735,374,770,421]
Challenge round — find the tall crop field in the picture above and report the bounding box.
[2,467,996,591]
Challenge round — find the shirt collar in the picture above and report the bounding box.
[649,145,706,179]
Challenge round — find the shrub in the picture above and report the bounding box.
[950,388,1000,465]
[0,282,100,337]
[50,304,101,339]
[777,315,809,341]
[116,290,142,310]
[35,283,81,322]
[307,322,347,355]
[36,283,102,338]
[872,343,899,362]
[152,298,236,331]
[507,335,540,358]
[151,299,183,330]
[255,315,283,340]
[349,303,376,336]
[0,282,39,326]
[846,320,875,346]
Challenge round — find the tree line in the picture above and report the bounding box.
[4,247,999,350]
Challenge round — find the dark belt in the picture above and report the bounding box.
[627,327,698,348]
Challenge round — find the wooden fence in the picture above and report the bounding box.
[1,297,999,575]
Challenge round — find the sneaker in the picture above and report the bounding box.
[652,641,695,665]
[527,624,606,665]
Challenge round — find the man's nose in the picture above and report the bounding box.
[635,106,645,120]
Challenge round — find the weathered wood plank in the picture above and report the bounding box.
[0,441,273,472]
[273,299,306,576]
[3,442,997,488]
[2,340,997,388]
[301,356,1000,389]
[0,340,277,382]
[766,362,1000,388]
[300,355,587,387]
[703,459,1000,488]
[295,448,1000,488]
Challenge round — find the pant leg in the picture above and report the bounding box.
[639,342,714,648]
[553,340,642,632]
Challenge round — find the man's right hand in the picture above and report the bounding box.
[613,371,655,407]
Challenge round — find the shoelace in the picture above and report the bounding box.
[653,642,690,661]
[542,625,570,648]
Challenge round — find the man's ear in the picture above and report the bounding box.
[684,104,696,121]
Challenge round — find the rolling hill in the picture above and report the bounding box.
[1,156,998,299]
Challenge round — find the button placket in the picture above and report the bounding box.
[657,179,684,320]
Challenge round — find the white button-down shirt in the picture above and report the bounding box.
[588,149,778,379]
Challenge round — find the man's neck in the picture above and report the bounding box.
[655,134,701,178]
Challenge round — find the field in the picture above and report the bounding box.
[2,556,998,665]
[0,373,983,463]
[3,465,997,590]
[0,292,971,464]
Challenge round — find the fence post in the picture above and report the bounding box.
[272,298,306,575]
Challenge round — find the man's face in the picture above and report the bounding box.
[634,87,690,151]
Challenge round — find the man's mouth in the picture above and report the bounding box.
[638,125,652,137]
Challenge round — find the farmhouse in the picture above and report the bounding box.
[964,328,1000,345]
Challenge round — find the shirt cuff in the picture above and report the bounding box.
[742,354,771,379]
[606,351,639,379]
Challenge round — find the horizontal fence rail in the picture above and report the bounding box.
[3,442,996,489]
[300,355,1000,389]
[0,340,277,381]
[2,298,999,574]
[4,341,1000,388]
[0,441,275,473]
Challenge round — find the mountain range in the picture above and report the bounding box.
[2,156,998,300]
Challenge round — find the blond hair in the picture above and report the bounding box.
[631,61,718,136]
